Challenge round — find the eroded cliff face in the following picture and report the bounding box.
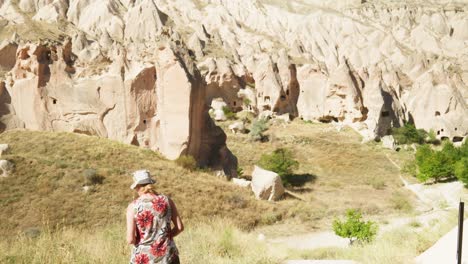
[0,0,467,156]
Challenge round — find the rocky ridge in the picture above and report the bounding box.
[0,0,467,171]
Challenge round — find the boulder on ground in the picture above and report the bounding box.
[251,165,284,201]
[211,98,227,121]
[229,121,245,134]
[232,178,251,188]
[0,144,9,156]
[275,113,291,123]
[381,135,396,150]
[0,159,14,177]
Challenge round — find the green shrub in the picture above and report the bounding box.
[332,209,377,245]
[175,155,198,171]
[243,98,251,106]
[258,148,299,186]
[83,168,103,185]
[455,158,468,185]
[222,106,236,120]
[415,142,460,182]
[248,118,269,141]
[391,123,427,145]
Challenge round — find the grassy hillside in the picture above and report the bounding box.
[224,119,416,233]
[0,119,417,237]
[0,130,283,236]
[0,122,451,264]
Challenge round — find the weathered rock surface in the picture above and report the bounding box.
[0,0,467,167]
[251,166,284,201]
[381,135,397,150]
[0,143,9,156]
[0,159,14,177]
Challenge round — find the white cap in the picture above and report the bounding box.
[130,170,156,189]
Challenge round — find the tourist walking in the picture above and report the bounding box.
[127,170,184,264]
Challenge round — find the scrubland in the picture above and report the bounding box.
[0,121,457,263]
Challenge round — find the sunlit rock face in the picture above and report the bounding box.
[0,0,467,158]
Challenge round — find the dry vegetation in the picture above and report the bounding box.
[224,119,416,233]
[0,120,436,263]
[0,219,279,264]
[0,130,285,236]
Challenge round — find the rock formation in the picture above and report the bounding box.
[0,0,467,167]
[251,166,285,201]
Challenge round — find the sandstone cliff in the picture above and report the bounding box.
[0,0,467,163]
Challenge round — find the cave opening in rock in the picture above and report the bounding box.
[453,136,464,143]
[52,99,57,105]
[143,120,147,125]
[435,111,440,116]
[381,111,390,117]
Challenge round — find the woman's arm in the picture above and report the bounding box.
[169,198,184,238]
[126,203,136,245]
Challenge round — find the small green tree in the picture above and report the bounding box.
[392,123,427,145]
[249,118,269,141]
[333,209,377,245]
[455,158,468,186]
[258,148,299,185]
[415,142,462,183]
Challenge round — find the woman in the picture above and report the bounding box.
[127,170,184,264]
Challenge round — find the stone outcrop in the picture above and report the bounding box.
[0,38,237,177]
[251,166,285,201]
[0,159,14,177]
[0,0,467,168]
[0,144,9,156]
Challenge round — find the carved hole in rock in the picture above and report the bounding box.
[233,101,236,106]
[437,130,440,135]
[301,90,304,93]
[143,120,147,125]
[286,90,290,96]
[450,28,454,37]
[52,99,57,105]
[264,96,270,102]
[453,136,464,143]
[455,127,458,131]
[441,128,444,132]
[381,111,390,117]
[263,105,271,111]
[435,111,441,116]
[280,95,286,101]
[441,136,449,141]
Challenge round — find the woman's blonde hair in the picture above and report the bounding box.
[138,184,157,194]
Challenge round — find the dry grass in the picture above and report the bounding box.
[0,130,286,236]
[0,218,281,264]
[222,119,416,232]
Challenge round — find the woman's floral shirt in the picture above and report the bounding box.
[130,194,179,264]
